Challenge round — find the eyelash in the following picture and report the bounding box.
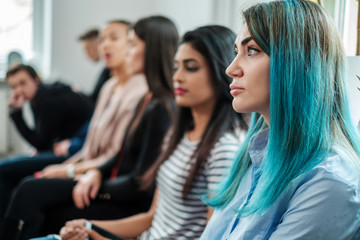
[247,47,260,56]
[173,66,199,73]
[186,67,199,72]
[234,47,261,56]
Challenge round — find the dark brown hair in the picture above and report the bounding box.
[133,16,179,98]
[6,64,39,82]
[78,28,99,41]
[127,16,178,144]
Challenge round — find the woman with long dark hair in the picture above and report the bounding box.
[60,25,249,240]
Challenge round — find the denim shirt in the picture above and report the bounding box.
[201,129,360,240]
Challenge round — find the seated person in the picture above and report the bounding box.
[201,1,360,239]
[0,64,92,225]
[6,64,92,151]
[0,15,179,240]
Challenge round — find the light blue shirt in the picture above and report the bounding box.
[201,129,360,240]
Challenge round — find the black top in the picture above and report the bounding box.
[10,82,92,151]
[98,97,174,202]
[88,68,111,105]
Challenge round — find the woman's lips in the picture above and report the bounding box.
[174,87,187,95]
[230,85,245,96]
[104,53,111,61]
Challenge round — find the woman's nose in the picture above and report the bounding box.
[226,57,244,78]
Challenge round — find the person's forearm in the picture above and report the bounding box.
[91,211,153,239]
[10,110,41,148]
[74,155,109,175]
[64,151,84,164]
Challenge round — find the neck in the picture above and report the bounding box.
[111,64,130,85]
[188,101,216,141]
[261,111,270,126]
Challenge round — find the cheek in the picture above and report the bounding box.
[232,78,270,113]
[198,73,214,98]
[198,83,215,101]
[190,75,214,102]
[115,45,125,58]
[133,51,143,66]
[127,50,144,74]
[126,50,135,65]
[134,54,144,71]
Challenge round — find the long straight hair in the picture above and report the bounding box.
[141,26,249,198]
[133,16,179,99]
[127,16,179,137]
[209,0,360,214]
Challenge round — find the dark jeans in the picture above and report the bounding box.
[2,177,152,240]
[0,152,66,226]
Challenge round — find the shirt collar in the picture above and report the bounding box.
[248,128,269,167]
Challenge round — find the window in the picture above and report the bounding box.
[320,0,359,56]
[0,0,33,79]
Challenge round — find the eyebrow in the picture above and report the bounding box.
[174,58,198,64]
[183,58,198,63]
[241,37,253,46]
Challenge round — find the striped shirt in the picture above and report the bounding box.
[140,132,242,239]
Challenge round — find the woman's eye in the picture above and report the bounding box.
[186,66,199,72]
[111,36,118,41]
[248,47,260,56]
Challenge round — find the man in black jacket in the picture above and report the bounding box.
[6,64,92,150]
[0,64,92,226]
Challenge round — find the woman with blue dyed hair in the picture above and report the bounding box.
[201,0,360,239]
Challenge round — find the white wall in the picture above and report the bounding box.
[46,0,220,93]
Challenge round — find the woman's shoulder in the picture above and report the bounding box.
[294,152,360,208]
[127,73,147,87]
[122,74,148,98]
[94,77,117,102]
[215,132,242,148]
[309,153,360,189]
[102,77,117,88]
[209,132,241,160]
